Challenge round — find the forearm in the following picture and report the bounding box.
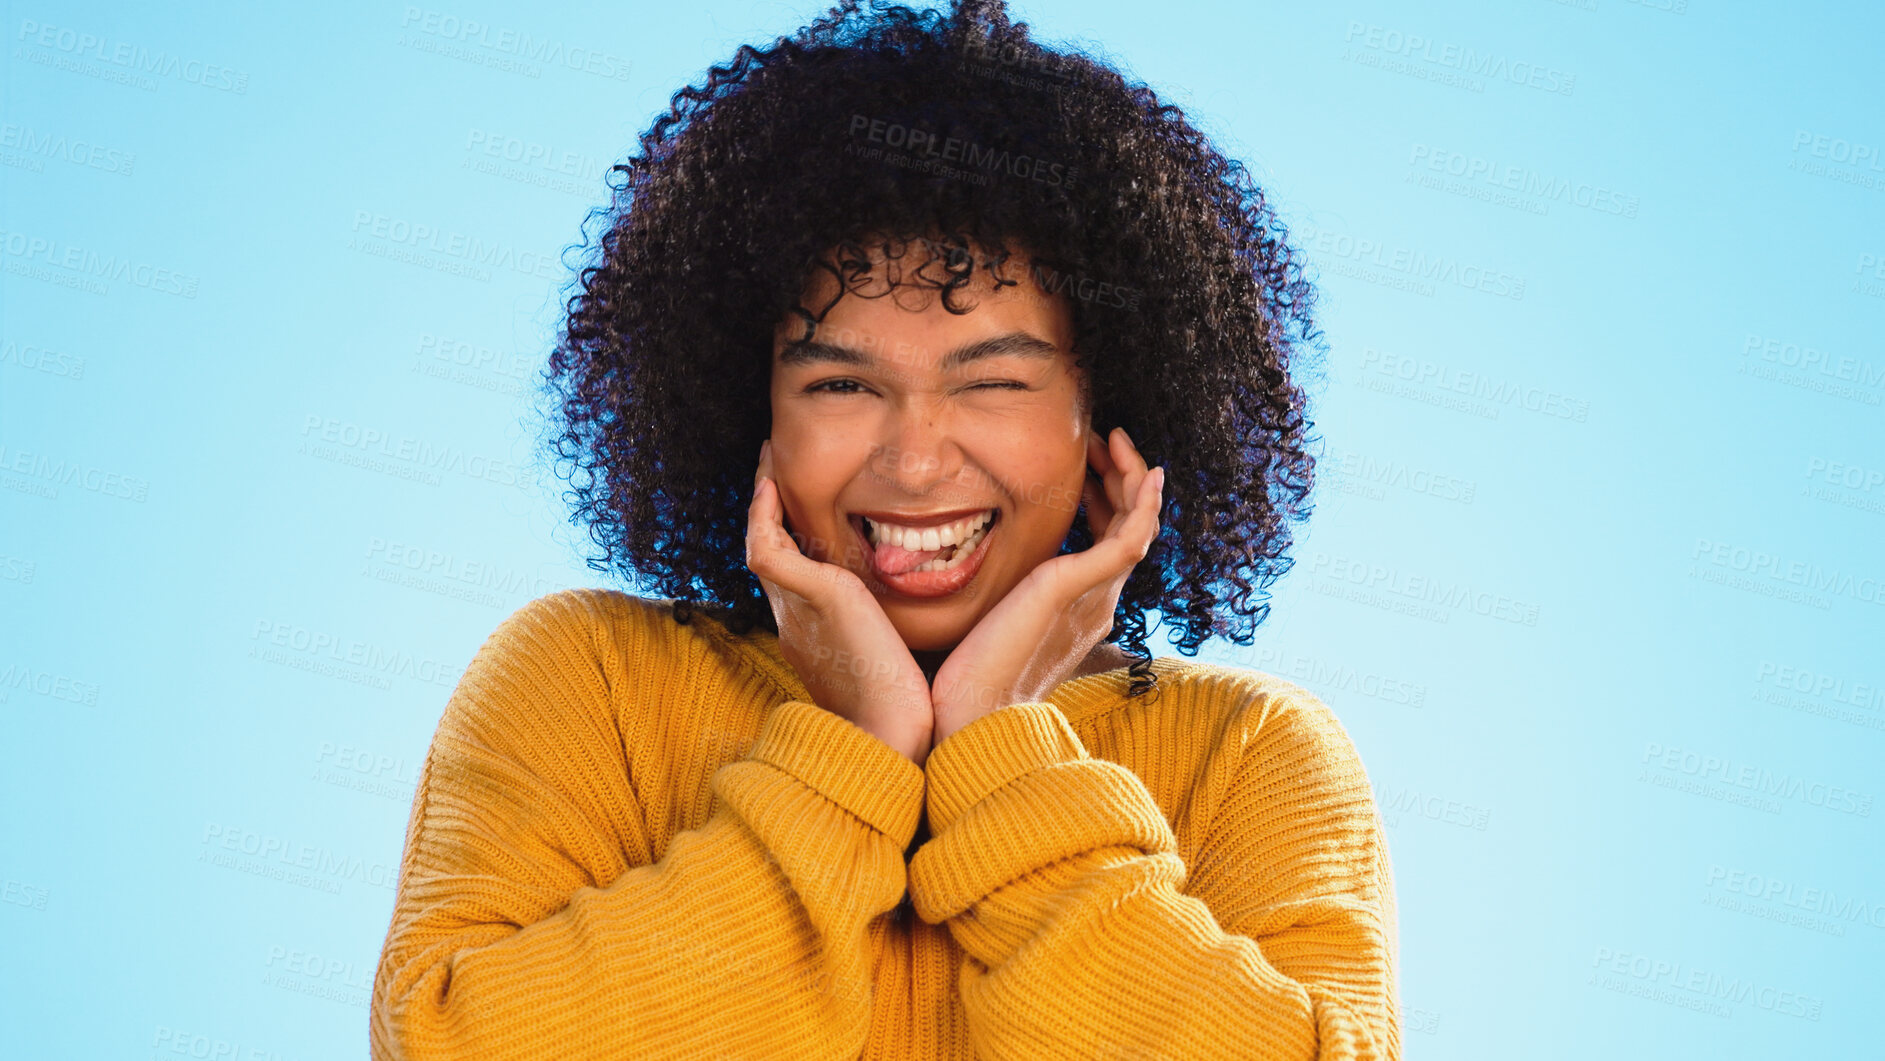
[374,699,926,1061]
[910,699,1399,1061]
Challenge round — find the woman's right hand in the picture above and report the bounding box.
[746,440,936,766]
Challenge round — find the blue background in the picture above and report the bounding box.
[4,0,1882,1056]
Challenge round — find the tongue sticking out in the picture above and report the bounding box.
[871,540,949,576]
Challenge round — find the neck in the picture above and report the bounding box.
[909,642,1129,687]
[911,648,948,684]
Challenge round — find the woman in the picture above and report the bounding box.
[371,1,1400,1057]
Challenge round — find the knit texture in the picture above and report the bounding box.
[370,588,1401,1060]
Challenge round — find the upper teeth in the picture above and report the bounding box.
[864,510,994,550]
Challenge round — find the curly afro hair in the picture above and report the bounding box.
[541,0,1323,699]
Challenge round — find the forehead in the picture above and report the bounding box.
[773,243,1073,368]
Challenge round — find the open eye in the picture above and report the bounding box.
[805,379,869,395]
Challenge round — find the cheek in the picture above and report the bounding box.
[768,448,852,547]
[999,457,1088,536]
[775,415,870,468]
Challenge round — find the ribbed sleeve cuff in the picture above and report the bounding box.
[748,699,927,847]
[923,701,1084,833]
[910,702,1177,924]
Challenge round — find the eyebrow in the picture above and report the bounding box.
[775,331,1061,371]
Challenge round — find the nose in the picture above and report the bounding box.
[869,404,970,497]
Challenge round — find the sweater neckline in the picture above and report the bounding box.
[707,611,1189,725]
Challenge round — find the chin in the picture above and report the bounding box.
[881,598,983,653]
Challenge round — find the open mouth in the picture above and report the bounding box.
[849,508,999,598]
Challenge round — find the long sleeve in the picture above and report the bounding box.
[906,685,1400,1061]
[370,591,927,1060]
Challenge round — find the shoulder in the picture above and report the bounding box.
[467,588,768,724]
[488,586,672,644]
[471,588,690,676]
[445,589,690,735]
[1171,662,1390,909]
[1162,660,1374,790]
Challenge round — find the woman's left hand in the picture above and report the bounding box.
[929,426,1165,750]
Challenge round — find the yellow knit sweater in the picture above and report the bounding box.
[371,588,1401,1060]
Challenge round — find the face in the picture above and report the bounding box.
[768,239,1092,657]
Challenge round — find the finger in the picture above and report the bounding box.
[1081,469,1115,538]
[1092,461,1163,558]
[1084,431,1117,515]
[1052,466,1164,591]
[1086,429,1116,477]
[1111,427,1150,520]
[1119,460,1163,535]
[747,475,843,602]
[1037,524,1145,602]
[1135,464,1165,512]
[1093,426,1142,535]
[745,476,789,568]
[1093,428,1128,515]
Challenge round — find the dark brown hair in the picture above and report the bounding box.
[540,0,1323,699]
